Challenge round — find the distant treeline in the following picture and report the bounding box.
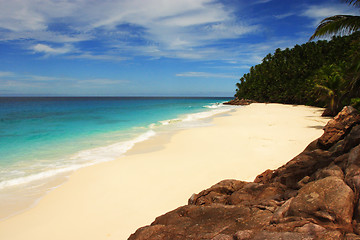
[235,32,360,115]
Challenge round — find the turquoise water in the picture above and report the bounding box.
[0,97,233,192]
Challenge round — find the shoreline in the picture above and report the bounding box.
[0,103,330,240]
[0,101,234,221]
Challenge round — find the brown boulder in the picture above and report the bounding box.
[329,125,360,157]
[313,164,344,180]
[188,179,247,205]
[254,169,274,184]
[129,204,273,240]
[228,182,289,205]
[318,106,360,149]
[288,176,354,226]
[346,233,360,240]
[233,230,254,240]
[271,197,294,223]
[269,149,332,189]
[211,234,233,240]
[223,98,256,105]
[248,231,314,240]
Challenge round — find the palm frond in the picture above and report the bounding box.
[315,84,334,97]
[342,0,360,7]
[310,15,360,40]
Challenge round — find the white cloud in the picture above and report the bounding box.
[0,0,258,60]
[0,71,14,77]
[176,72,237,79]
[253,0,272,4]
[67,53,128,61]
[32,43,73,55]
[274,12,295,19]
[302,3,359,26]
[0,72,129,92]
[0,31,91,43]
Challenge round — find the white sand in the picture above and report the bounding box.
[0,103,329,240]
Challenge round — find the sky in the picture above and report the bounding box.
[0,0,359,97]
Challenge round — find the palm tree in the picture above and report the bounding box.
[310,0,360,102]
[311,64,347,116]
[310,0,360,40]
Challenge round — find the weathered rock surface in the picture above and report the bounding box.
[318,106,360,149]
[129,106,360,240]
[223,98,256,105]
[288,176,354,227]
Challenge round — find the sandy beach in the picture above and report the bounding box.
[0,103,330,240]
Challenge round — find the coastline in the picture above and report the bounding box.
[0,103,330,240]
[0,98,233,221]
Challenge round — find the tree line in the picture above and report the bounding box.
[235,0,360,116]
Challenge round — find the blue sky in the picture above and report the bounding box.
[0,0,358,97]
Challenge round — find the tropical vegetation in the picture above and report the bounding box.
[310,0,360,40]
[235,0,360,116]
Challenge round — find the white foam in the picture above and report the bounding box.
[0,130,156,190]
[0,103,236,190]
[158,103,237,127]
[159,118,181,125]
[204,103,223,109]
[183,107,233,122]
[0,164,85,190]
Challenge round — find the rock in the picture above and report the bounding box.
[223,98,256,105]
[128,225,167,240]
[347,144,360,167]
[346,233,360,240]
[228,182,288,205]
[233,230,254,240]
[129,204,273,240]
[297,176,311,188]
[319,230,344,239]
[318,106,360,149]
[322,107,335,117]
[329,125,360,156]
[268,149,332,189]
[289,176,354,226]
[211,234,233,240]
[189,179,247,205]
[295,223,326,234]
[271,197,293,223]
[254,169,274,183]
[313,164,344,180]
[344,145,360,192]
[249,231,314,240]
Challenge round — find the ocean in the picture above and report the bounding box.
[0,97,234,219]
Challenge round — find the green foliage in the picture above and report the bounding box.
[344,0,360,7]
[351,98,360,110]
[309,64,348,115]
[310,15,360,40]
[235,0,360,116]
[235,32,360,114]
[310,0,360,40]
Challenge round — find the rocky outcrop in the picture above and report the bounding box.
[223,98,256,105]
[129,106,360,240]
[318,106,360,149]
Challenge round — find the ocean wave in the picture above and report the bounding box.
[183,107,233,122]
[0,130,156,190]
[154,103,236,128]
[0,103,234,190]
[204,102,223,109]
[159,118,181,125]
